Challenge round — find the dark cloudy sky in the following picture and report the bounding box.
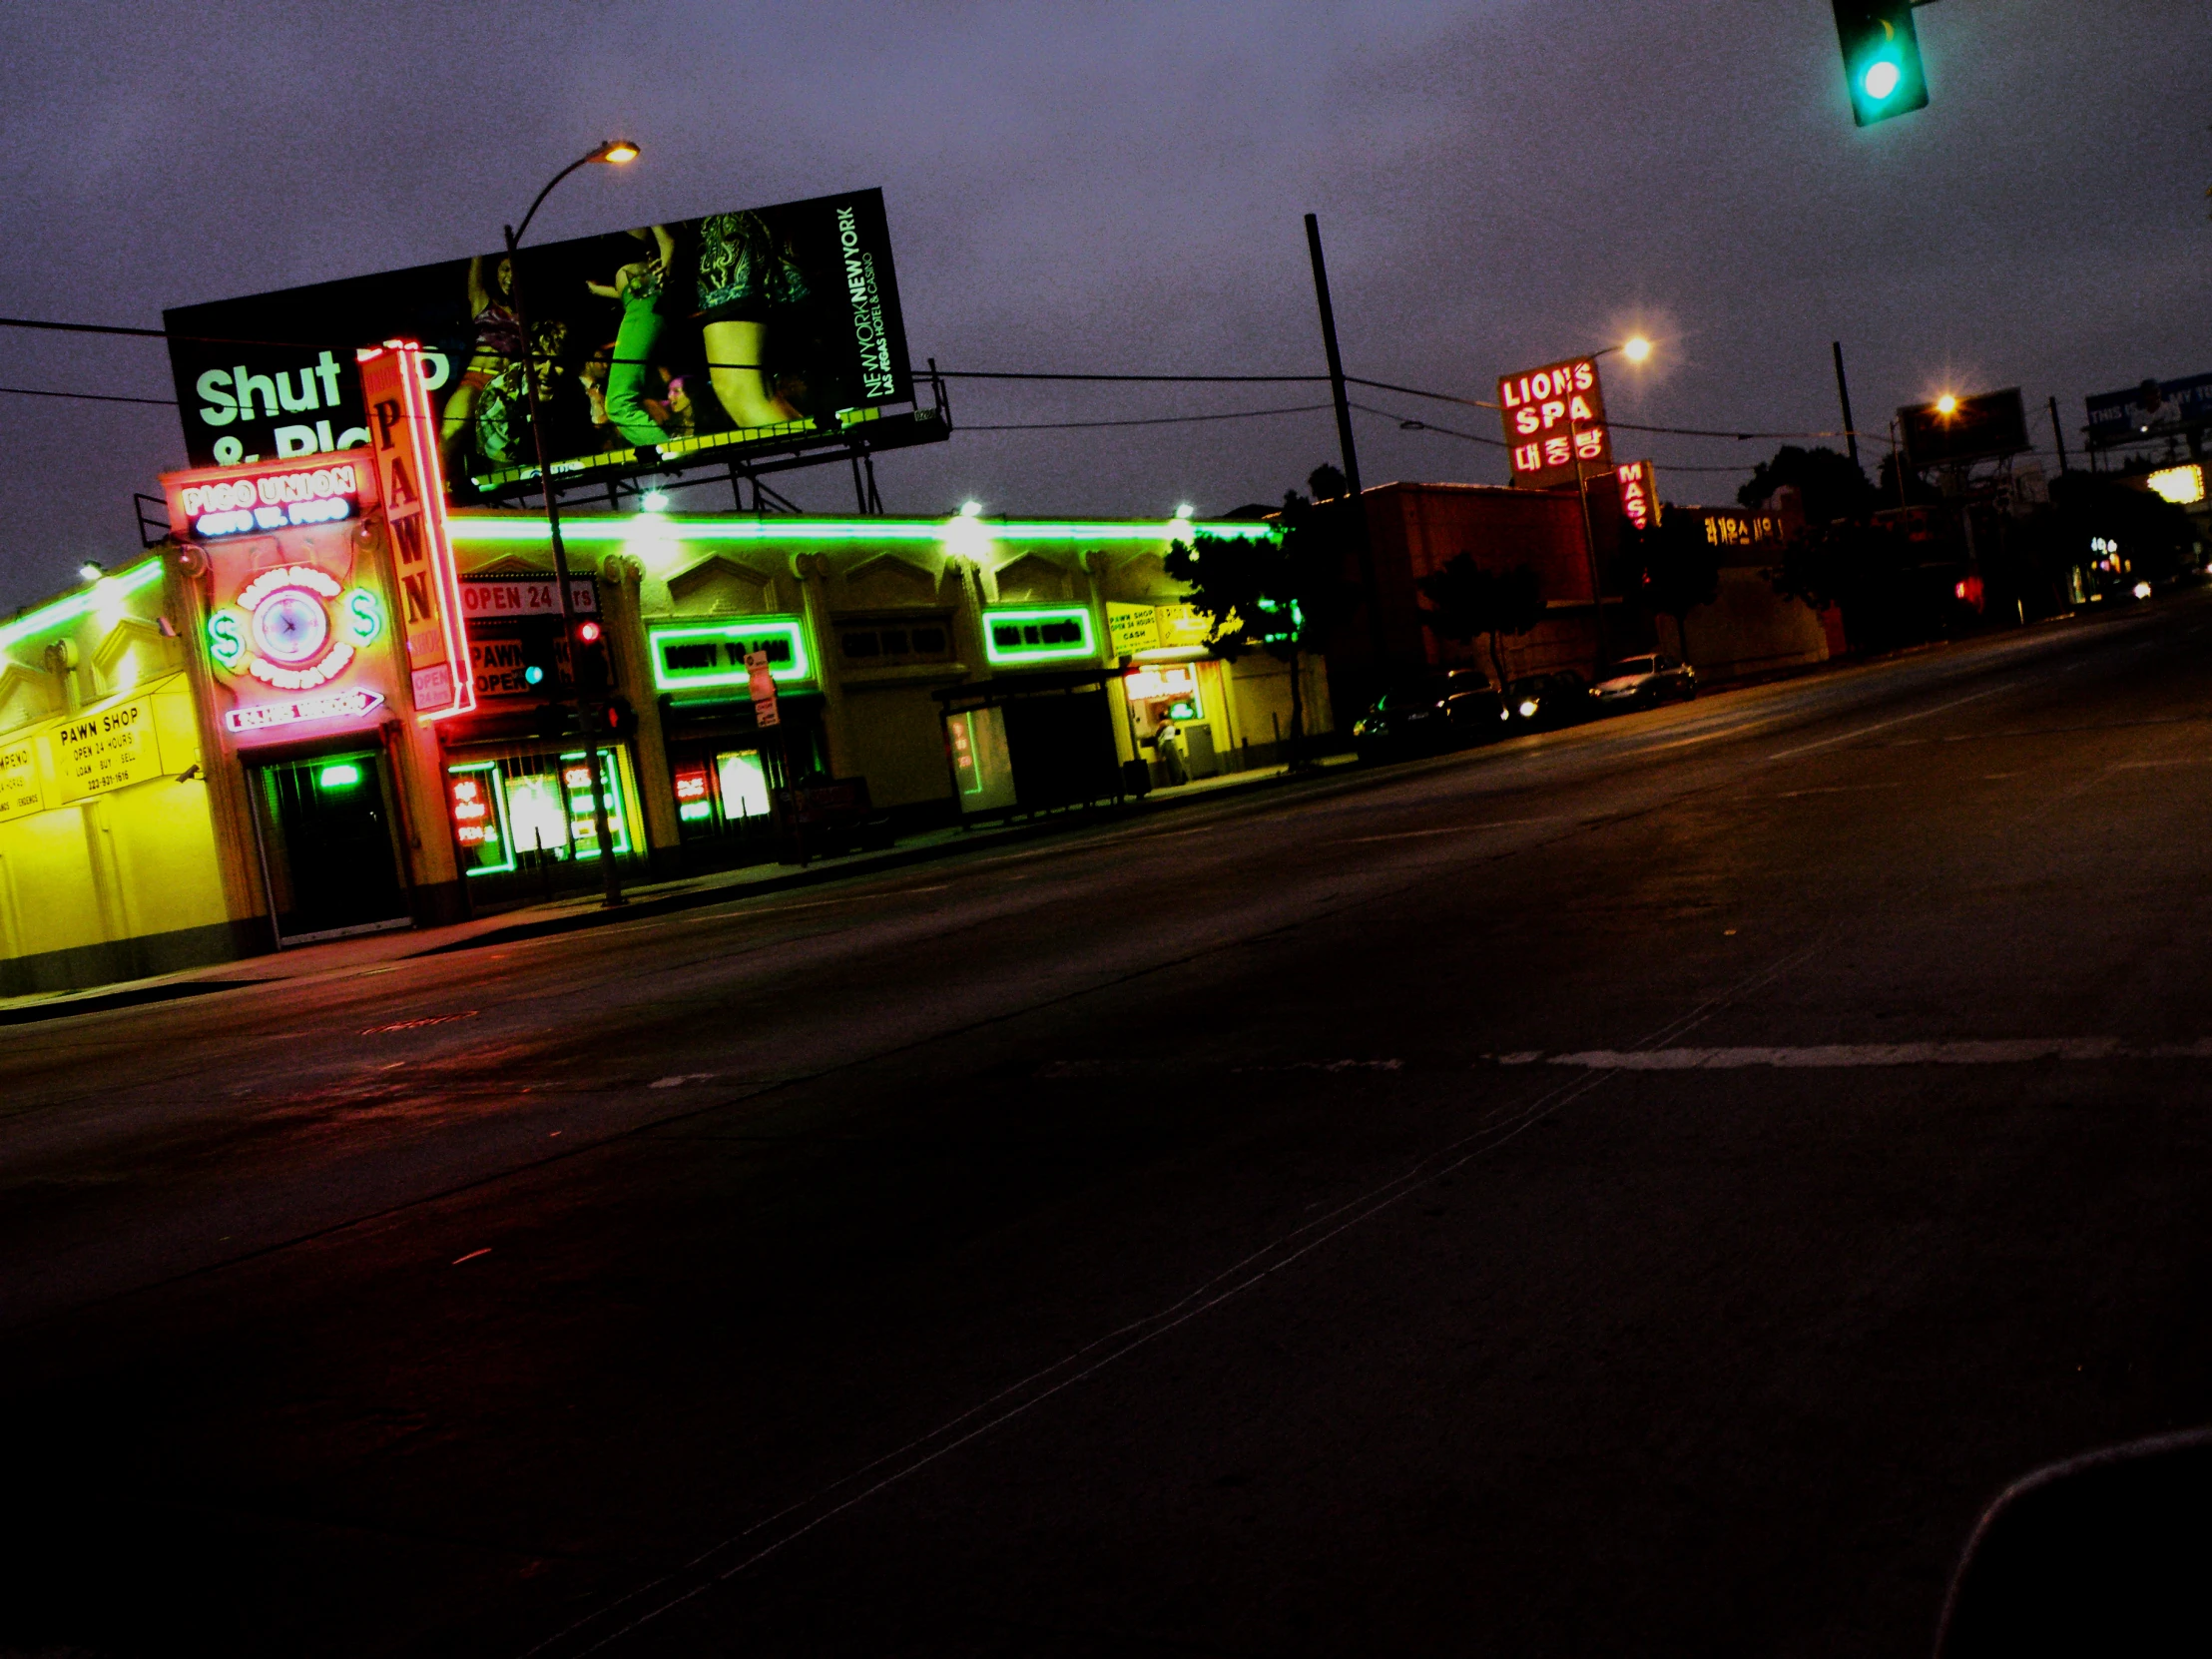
[1,0,2205,609]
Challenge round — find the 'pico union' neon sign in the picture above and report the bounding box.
[179,463,361,539]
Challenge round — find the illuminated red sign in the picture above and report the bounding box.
[173,461,367,539]
[1616,460,1657,532]
[357,340,474,721]
[449,772,494,845]
[673,768,710,803]
[1499,357,1611,490]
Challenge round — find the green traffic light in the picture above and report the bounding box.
[1833,2,1929,127]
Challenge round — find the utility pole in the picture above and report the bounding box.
[1304,214,1387,678]
[2048,394,2069,474]
[1832,341,1861,470]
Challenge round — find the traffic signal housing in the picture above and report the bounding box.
[1834,1,1930,128]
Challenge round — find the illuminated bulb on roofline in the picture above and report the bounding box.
[641,490,671,513]
[1174,503,1194,519]
[78,562,104,583]
[959,500,983,518]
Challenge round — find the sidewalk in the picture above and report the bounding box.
[0,750,1360,1026]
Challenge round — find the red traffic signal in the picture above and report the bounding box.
[576,620,603,644]
[598,695,639,741]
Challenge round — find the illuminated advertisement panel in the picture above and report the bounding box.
[982,605,1096,666]
[357,341,475,720]
[1498,357,1611,489]
[648,618,813,692]
[162,189,912,498]
[167,455,402,748]
[1615,460,1658,532]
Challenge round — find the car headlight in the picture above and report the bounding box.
[1517,700,1539,718]
[2133,581,2152,599]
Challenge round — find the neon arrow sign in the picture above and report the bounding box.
[223,687,386,734]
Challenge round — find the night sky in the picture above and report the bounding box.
[1,0,2204,609]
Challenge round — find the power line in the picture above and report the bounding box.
[0,384,176,406]
[960,402,1334,432]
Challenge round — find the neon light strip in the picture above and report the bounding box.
[982,605,1098,666]
[448,517,1273,546]
[648,617,813,690]
[387,342,477,722]
[0,558,165,653]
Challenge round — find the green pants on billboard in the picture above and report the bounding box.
[603,297,668,448]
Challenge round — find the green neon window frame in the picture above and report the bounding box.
[558,750,634,859]
[982,605,1097,666]
[648,616,813,692]
[446,761,517,876]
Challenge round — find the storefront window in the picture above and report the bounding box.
[447,750,635,874]
[717,750,772,821]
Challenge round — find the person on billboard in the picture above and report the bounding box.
[586,226,678,447]
[695,210,809,430]
[441,255,525,474]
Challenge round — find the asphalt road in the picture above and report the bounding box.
[7,598,2212,1657]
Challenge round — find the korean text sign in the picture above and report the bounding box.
[1499,357,1611,489]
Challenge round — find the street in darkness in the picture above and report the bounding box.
[6,602,2210,1655]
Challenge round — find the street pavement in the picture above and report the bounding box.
[5,598,2211,1656]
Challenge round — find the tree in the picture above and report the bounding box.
[1414,554,1543,691]
[1738,444,1881,523]
[1620,515,1721,657]
[1166,487,1358,770]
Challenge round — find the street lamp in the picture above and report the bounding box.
[504,139,639,909]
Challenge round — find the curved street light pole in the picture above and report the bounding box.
[503,140,638,908]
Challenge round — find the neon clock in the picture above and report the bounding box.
[206,565,385,691]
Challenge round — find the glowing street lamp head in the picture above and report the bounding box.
[1936,393,1958,416]
[1622,336,1653,364]
[592,139,641,166]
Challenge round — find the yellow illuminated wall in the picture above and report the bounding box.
[0,558,237,992]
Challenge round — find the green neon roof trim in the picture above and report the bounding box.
[447,515,1273,546]
[0,557,165,653]
[982,604,1098,666]
[648,616,813,690]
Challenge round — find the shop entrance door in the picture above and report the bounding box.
[250,751,413,944]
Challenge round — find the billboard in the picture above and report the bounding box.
[2085,373,2212,450]
[164,189,911,499]
[1898,388,2028,469]
[1499,356,1611,489]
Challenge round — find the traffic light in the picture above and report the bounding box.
[599,695,639,742]
[1833,1,1930,128]
[572,619,612,696]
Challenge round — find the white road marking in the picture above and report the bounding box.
[1339,818,1555,843]
[2114,758,2212,770]
[650,1073,720,1089]
[1767,683,2012,761]
[1496,1039,2212,1070]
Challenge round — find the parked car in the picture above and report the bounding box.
[1591,654,1697,710]
[1505,670,1592,731]
[1353,670,1512,762]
